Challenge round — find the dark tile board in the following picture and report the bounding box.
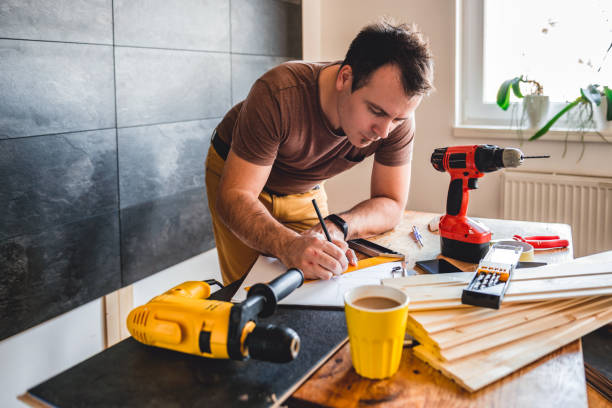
[117,120,215,208]
[0,129,118,240]
[0,0,302,341]
[113,0,230,51]
[0,213,121,340]
[29,282,347,408]
[120,188,216,286]
[0,40,115,139]
[231,0,302,57]
[114,47,231,127]
[0,0,113,44]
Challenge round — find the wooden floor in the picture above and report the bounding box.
[587,385,612,408]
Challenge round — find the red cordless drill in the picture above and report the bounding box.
[430,145,548,263]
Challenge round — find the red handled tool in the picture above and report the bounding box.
[513,235,569,249]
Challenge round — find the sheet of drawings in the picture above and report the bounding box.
[231,255,407,308]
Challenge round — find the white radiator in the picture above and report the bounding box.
[501,171,612,258]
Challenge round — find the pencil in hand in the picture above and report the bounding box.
[311,199,332,242]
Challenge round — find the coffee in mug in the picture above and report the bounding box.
[352,296,401,309]
[344,285,410,379]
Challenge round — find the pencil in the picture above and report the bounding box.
[311,199,332,242]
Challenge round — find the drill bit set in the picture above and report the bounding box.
[461,243,522,309]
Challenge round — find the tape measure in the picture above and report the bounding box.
[490,240,534,261]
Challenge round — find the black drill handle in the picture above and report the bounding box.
[269,267,304,300]
[248,268,304,318]
[446,178,464,216]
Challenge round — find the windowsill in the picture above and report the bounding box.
[453,125,612,144]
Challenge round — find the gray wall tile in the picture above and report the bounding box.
[231,54,292,104]
[114,0,229,52]
[231,0,302,57]
[121,188,215,285]
[0,129,118,240]
[0,0,302,337]
[115,47,231,127]
[0,0,112,44]
[0,213,121,341]
[118,119,217,208]
[0,40,115,138]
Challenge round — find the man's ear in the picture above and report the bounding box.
[335,65,353,92]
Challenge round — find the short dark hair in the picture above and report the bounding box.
[340,20,434,96]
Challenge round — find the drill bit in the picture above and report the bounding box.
[522,155,550,159]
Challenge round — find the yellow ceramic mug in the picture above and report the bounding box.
[344,285,410,379]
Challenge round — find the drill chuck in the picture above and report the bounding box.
[246,324,300,363]
[501,148,524,168]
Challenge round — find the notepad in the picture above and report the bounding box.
[231,255,412,308]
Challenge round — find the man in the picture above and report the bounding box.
[205,20,434,284]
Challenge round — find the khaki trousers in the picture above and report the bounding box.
[204,145,329,284]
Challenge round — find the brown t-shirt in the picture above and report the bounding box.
[216,61,415,195]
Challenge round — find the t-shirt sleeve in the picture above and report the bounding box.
[231,79,283,166]
[374,116,415,166]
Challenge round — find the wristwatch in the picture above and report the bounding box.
[324,214,349,240]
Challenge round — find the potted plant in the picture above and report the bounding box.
[529,84,612,141]
[593,87,612,132]
[497,76,549,130]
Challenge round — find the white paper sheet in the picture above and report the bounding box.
[231,255,406,308]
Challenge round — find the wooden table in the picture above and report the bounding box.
[21,211,604,408]
[289,211,589,408]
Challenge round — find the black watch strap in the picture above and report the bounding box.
[324,214,348,240]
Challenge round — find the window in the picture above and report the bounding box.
[457,0,611,129]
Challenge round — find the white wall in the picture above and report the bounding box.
[0,248,221,408]
[303,0,612,218]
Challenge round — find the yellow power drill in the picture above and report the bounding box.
[126,268,304,363]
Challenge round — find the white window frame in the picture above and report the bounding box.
[454,0,610,141]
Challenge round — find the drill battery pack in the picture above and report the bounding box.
[461,243,523,309]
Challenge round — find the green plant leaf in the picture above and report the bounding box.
[529,98,581,141]
[604,86,612,121]
[512,80,523,98]
[497,77,520,110]
[581,85,601,106]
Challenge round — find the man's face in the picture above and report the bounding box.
[335,64,422,148]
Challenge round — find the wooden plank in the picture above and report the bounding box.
[118,285,133,340]
[406,303,547,348]
[413,307,612,392]
[103,285,133,348]
[505,288,612,303]
[103,291,120,349]
[412,302,547,333]
[587,384,611,408]
[409,298,599,357]
[18,393,52,408]
[437,298,612,361]
[387,271,474,286]
[401,272,612,304]
[408,288,612,311]
[430,298,592,348]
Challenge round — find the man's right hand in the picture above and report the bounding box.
[280,232,350,280]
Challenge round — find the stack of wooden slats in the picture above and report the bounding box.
[382,257,612,392]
